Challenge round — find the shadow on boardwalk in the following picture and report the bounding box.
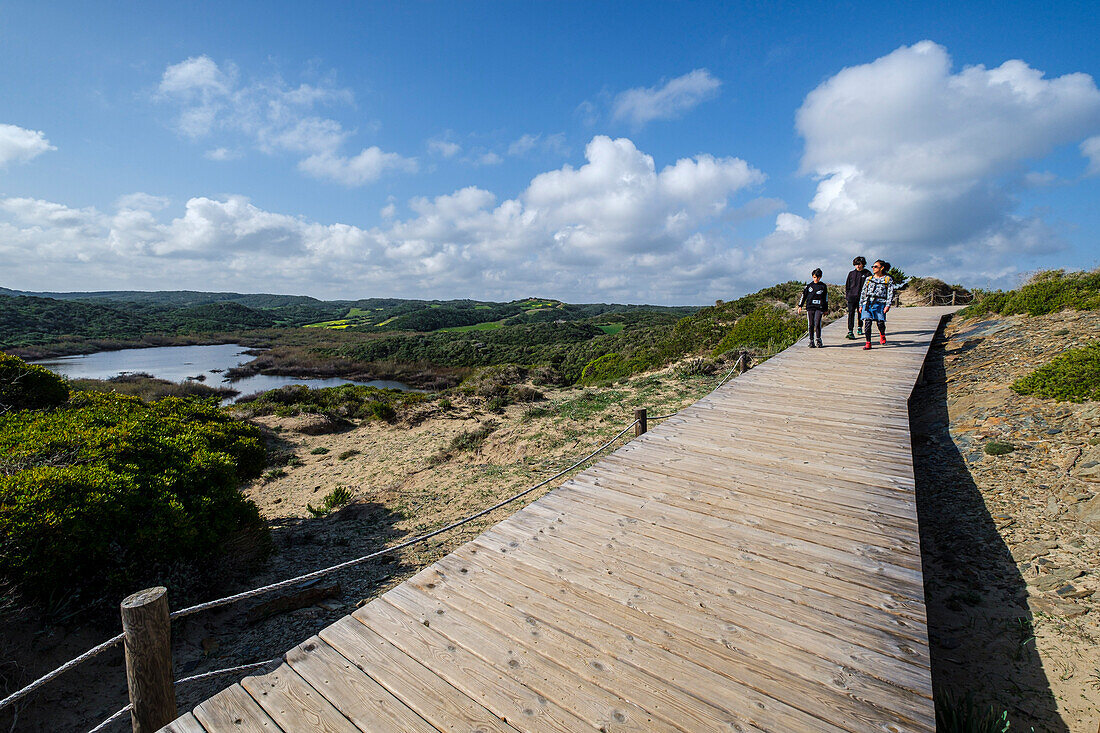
[910,328,1067,732]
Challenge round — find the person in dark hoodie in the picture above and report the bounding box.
[796,268,828,348]
[844,256,872,339]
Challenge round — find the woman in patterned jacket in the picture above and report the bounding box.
[859,260,895,350]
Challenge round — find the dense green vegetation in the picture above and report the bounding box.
[0,354,267,609]
[713,304,806,355]
[960,269,1100,318]
[234,383,432,420]
[0,353,70,411]
[1012,341,1100,403]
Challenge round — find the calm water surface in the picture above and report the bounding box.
[33,344,414,402]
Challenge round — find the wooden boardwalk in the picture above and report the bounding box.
[164,306,955,733]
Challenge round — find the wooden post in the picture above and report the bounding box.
[121,587,177,733]
[951,292,957,306]
[634,408,647,436]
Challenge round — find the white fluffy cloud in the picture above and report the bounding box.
[613,69,721,127]
[157,56,414,185]
[1082,136,1100,176]
[0,137,767,302]
[767,41,1100,284]
[0,124,55,167]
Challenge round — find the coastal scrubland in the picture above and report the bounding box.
[4,270,1098,731]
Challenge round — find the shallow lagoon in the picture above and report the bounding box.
[33,343,413,402]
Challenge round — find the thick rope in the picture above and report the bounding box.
[85,703,130,733]
[174,657,283,686]
[0,633,124,712]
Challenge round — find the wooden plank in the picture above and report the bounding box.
[378,580,688,733]
[353,595,595,732]
[193,684,282,732]
[319,616,520,733]
[284,637,438,733]
[566,471,923,567]
[533,477,926,597]
[501,502,931,671]
[451,541,932,732]
[160,713,206,732]
[240,664,358,733]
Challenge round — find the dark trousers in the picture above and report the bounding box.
[807,309,823,341]
[863,318,886,342]
[846,297,860,332]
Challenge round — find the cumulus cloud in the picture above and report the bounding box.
[768,41,1100,284]
[299,148,418,185]
[157,56,413,185]
[0,124,56,167]
[428,138,462,158]
[0,136,769,302]
[508,132,569,158]
[613,69,721,127]
[1082,136,1100,176]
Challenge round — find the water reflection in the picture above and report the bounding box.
[33,344,415,402]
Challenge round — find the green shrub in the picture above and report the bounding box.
[0,353,69,412]
[579,352,652,385]
[961,269,1100,318]
[338,449,360,460]
[713,304,806,355]
[1012,342,1100,402]
[485,396,509,413]
[0,391,266,606]
[448,420,497,453]
[263,467,288,481]
[307,486,353,517]
[310,446,330,455]
[984,441,1015,456]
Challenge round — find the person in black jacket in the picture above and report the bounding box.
[844,256,872,339]
[796,268,828,348]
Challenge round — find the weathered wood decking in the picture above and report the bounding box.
[164,306,956,733]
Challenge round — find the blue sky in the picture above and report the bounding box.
[1,1,1098,303]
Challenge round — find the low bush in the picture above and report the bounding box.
[0,353,69,412]
[235,383,426,421]
[448,420,498,453]
[961,269,1100,318]
[508,385,544,403]
[0,388,266,607]
[984,441,1015,456]
[307,486,353,517]
[338,449,360,460]
[712,304,806,355]
[1012,342,1100,403]
[71,374,238,403]
[310,446,330,455]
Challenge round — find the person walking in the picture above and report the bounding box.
[844,256,872,339]
[859,260,895,350]
[797,268,828,348]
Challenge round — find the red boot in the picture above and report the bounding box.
[863,342,872,350]
[879,333,887,345]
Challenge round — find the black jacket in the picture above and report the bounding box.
[798,282,829,311]
[845,268,872,300]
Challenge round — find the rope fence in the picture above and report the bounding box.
[3,350,756,732]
